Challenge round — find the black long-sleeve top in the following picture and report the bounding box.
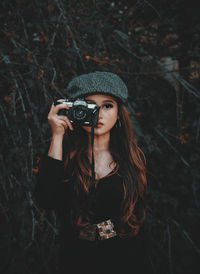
[34,155,154,274]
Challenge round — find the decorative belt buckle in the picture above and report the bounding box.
[96,219,117,240]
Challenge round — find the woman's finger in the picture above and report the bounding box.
[49,102,70,115]
[57,116,74,131]
[56,116,69,123]
[57,120,68,130]
[56,117,74,131]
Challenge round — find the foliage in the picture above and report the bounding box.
[0,0,200,273]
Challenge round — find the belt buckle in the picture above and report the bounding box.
[96,219,117,240]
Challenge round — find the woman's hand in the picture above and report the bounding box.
[48,100,74,137]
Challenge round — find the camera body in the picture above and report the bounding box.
[54,98,100,126]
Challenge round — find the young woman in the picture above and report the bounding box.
[34,71,153,274]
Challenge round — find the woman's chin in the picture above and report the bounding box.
[82,126,110,137]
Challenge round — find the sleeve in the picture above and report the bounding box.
[34,155,71,210]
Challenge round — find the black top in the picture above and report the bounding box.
[34,156,154,274]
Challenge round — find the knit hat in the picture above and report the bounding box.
[65,71,128,103]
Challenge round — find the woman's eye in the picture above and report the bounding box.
[103,104,113,109]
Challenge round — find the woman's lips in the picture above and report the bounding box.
[96,122,103,128]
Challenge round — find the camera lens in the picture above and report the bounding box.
[73,106,87,120]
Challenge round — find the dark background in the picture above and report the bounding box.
[0,0,200,273]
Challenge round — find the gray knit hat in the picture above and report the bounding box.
[65,71,128,103]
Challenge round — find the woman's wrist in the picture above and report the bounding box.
[48,134,64,160]
[52,133,64,140]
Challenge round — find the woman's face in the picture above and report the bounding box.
[82,94,119,136]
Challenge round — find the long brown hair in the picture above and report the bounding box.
[63,102,147,237]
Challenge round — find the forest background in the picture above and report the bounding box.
[0,0,200,273]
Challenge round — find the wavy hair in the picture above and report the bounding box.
[63,103,147,237]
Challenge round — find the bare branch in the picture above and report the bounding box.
[154,127,190,168]
[0,104,9,128]
[166,224,174,274]
[55,0,86,70]
[170,218,200,256]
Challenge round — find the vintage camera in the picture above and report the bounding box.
[54,98,100,126]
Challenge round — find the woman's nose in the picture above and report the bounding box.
[98,106,103,119]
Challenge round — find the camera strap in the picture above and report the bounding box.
[90,105,101,183]
[91,125,95,182]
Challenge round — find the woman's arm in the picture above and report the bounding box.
[34,101,74,209]
[48,135,64,160]
[47,100,74,160]
[34,154,68,209]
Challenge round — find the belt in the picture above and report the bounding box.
[78,219,117,241]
